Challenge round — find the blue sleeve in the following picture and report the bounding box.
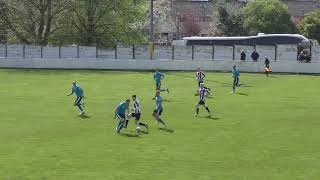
[70,87,75,94]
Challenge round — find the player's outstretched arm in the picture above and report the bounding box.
[113,109,118,119]
[67,89,74,96]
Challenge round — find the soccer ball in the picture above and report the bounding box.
[136,127,142,135]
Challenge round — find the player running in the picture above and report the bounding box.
[195,68,206,87]
[152,90,167,128]
[232,65,240,93]
[154,69,169,93]
[195,83,212,117]
[125,95,149,131]
[67,81,85,115]
[114,99,130,134]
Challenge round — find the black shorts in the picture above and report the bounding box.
[233,78,239,86]
[74,96,82,105]
[131,112,141,121]
[154,109,163,115]
[197,100,205,105]
[198,81,203,87]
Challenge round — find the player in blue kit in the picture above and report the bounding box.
[67,81,85,115]
[154,69,169,93]
[114,99,130,134]
[232,65,240,93]
[152,90,167,128]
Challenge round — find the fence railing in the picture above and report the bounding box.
[0,44,319,62]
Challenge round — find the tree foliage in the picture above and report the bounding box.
[0,0,147,47]
[178,13,201,37]
[217,6,246,36]
[243,0,297,35]
[0,0,71,45]
[298,9,320,43]
[62,0,147,47]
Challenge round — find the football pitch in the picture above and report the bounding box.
[0,69,320,180]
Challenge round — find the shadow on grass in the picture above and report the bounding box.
[163,99,172,102]
[158,127,175,133]
[120,133,141,138]
[78,114,91,119]
[197,116,220,120]
[235,92,249,96]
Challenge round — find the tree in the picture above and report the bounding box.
[0,1,9,43]
[298,9,320,43]
[217,6,246,36]
[178,13,201,37]
[0,0,72,45]
[243,0,297,35]
[56,0,147,47]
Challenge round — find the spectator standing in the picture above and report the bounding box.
[251,49,259,62]
[240,50,246,61]
[298,51,304,62]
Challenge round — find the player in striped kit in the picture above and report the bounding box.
[195,68,211,95]
[195,68,206,87]
[195,83,212,117]
[126,95,149,131]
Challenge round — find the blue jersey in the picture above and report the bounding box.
[232,69,239,79]
[155,95,163,110]
[154,72,164,83]
[71,85,84,97]
[117,102,129,115]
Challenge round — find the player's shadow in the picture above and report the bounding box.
[158,127,175,133]
[163,99,172,102]
[236,92,249,96]
[78,114,91,119]
[120,133,141,138]
[198,116,220,120]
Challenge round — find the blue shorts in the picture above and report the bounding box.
[74,96,82,105]
[156,82,161,89]
[116,114,126,121]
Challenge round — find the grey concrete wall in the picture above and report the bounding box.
[79,46,96,58]
[174,46,192,60]
[256,45,276,61]
[0,44,308,62]
[25,45,41,59]
[61,46,77,59]
[312,46,320,62]
[0,44,5,57]
[154,45,172,60]
[7,45,23,58]
[117,45,133,60]
[214,46,233,60]
[42,46,59,58]
[277,44,298,61]
[1,58,320,73]
[194,46,213,60]
[98,49,115,59]
[135,45,149,60]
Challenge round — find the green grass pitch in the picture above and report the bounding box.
[0,69,320,180]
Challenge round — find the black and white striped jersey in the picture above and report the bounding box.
[198,88,209,101]
[196,71,205,82]
[133,99,141,114]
